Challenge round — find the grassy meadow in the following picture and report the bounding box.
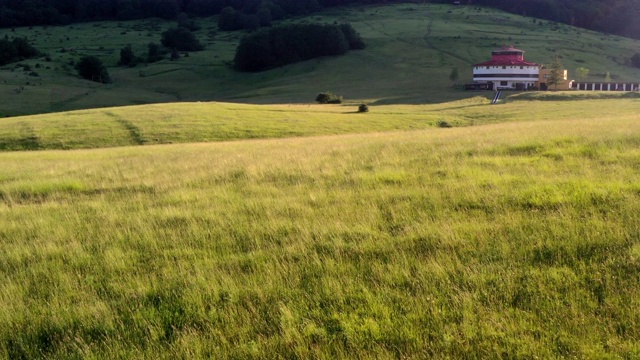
[1,97,640,357]
[1,1,640,358]
[1,92,640,151]
[1,3,640,116]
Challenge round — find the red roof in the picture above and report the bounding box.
[474,45,540,67]
[473,59,540,67]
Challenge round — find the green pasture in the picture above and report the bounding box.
[1,102,640,357]
[1,93,639,151]
[1,3,640,116]
[0,92,640,151]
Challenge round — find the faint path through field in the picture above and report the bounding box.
[105,112,145,145]
[423,18,472,65]
[362,14,472,65]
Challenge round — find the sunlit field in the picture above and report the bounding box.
[1,93,639,151]
[1,98,640,357]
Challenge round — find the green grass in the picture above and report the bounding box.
[1,3,640,357]
[1,3,639,116]
[1,94,639,151]
[1,102,640,358]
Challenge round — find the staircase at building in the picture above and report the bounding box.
[492,91,502,104]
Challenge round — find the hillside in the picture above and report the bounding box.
[1,93,639,152]
[1,0,639,41]
[1,3,640,117]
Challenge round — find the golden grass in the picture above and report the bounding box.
[1,105,639,357]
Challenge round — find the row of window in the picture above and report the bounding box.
[474,74,539,79]
[475,66,533,70]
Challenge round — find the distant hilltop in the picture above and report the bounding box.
[0,0,638,40]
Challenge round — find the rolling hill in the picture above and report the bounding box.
[0,3,639,117]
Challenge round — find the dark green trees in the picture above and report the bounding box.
[76,56,110,83]
[147,43,164,63]
[118,44,137,67]
[0,37,39,66]
[161,27,204,51]
[234,23,365,72]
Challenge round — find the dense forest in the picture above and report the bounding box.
[234,23,365,72]
[0,0,638,40]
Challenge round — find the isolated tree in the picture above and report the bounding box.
[575,66,589,81]
[546,55,564,90]
[315,92,342,104]
[604,71,611,82]
[118,44,136,66]
[449,67,459,85]
[161,27,204,51]
[147,42,164,63]
[76,56,110,83]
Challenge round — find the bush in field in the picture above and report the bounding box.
[118,44,141,67]
[161,27,203,51]
[316,92,342,104]
[147,42,165,63]
[75,56,110,83]
[358,104,369,113]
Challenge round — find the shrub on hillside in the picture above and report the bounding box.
[147,42,165,63]
[358,104,369,113]
[161,27,204,51]
[75,56,110,83]
[234,23,365,72]
[316,92,342,104]
[118,44,141,67]
[437,120,452,128]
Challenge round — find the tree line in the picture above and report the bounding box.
[234,23,365,72]
[458,0,640,41]
[0,0,638,40]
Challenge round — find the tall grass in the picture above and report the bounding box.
[1,114,639,358]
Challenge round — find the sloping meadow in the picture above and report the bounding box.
[1,109,639,357]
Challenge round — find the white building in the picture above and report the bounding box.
[472,46,540,90]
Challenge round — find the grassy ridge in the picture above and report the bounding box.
[1,112,640,357]
[1,94,640,151]
[1,4,640,116]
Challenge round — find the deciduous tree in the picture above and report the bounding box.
[575,66,589,81]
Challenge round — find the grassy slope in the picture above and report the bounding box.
[1,4,640,116]
[1,93,639,151]
[1,110,640,358]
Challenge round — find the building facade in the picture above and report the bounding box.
[472,46,540,90]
